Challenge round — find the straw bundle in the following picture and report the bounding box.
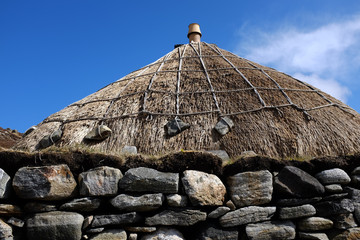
[14,42,360,159]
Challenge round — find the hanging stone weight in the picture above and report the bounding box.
[215,117,234,136]
[166,118,190,137]
[84,125,112,141]
[39,129,63,149]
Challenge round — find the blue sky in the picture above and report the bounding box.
[2,0,360,132]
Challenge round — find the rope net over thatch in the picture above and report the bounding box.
[14,42,360,159]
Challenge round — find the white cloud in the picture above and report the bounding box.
[236,15,360,103]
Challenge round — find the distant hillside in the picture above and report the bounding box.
[0,127,22,149]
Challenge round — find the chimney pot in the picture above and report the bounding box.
[188,23,202,43]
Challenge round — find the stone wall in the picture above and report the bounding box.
[1,154,360,239]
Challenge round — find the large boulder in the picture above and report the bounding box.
[0,204,22,216]
[0,169,11,199]
[314,199,354,217]
[27,211,84,240]
[119,167,179,193]
[89,229,127,240]
[78,166,122,197]
[219,206,276,227]
[245,221,296,240]
[315,168,351,185]
[297,217,333,231]
[59,197,101,212]
[141,228,185,240]
[12,165,77,201]
[274,166,325,198]
[278,204,316,219]
[0,219,12,239]
[145,209,206,226]
[197,225,238,240]
[91,212,141,228]
[181,170,226,206]
[227,170,273,207]
[331,227,360,240]
[110,193,164,212]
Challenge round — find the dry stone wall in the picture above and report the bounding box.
[1,157,360,239]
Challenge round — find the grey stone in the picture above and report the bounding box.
[225,200,236,210]
[351,175,360,186]
[0,219,13,239]
[352,167,360,175]
[59,197,101,212]
[119,167,179,193]
[197,225,238,240]
[332,213,357,230]
[24,202,57,213]
[79,166,122,197]
[344,187,360,203]
[323,193,348,201]
[145,209,206,226]
[27,211,84,240]
[315,168,351,185]
[330,227,360,240]
[208,206,231,218]
[277,197,322,207]
[207,150,230,161]
[12,164,77,201]
[298,217,333,231]
[82,216,93,230]
[91,212,141,228]
[298,232,329,240]
[182,170,226,206]
[84,125,112,141]
[354,202,360,223]
[219,206,276,227]
[246,220,296,240]
[165,118,190,137]
[0,169,11,199]
[214,117,234,135]
[121,145,138,155]
[86,228,104,234]
[274,166,325,198]
[39,129,62,148]
[0,204,22,216]
[325,184,343,193]
[89,229,127,240]
[110,193,164,212]
[7,217,24,228]
[129,233,137,240]
[279,204,316,219]
[124,227,157,233]
[314,199,354,217]
[141,228,185,240]
[166,194,188,207]
[227,170,273,207]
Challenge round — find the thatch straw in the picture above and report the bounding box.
[14,42,360,159]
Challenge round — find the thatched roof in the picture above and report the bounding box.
[14,42,360,159]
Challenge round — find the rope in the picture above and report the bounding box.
[205,42,266,107]
[189,42,222,117]
[142,52,173,112]
[102,66,150,122]
[42,42,356,126]
[176,45,187,115]
[174,116,181,131]
[70,87,330,108]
